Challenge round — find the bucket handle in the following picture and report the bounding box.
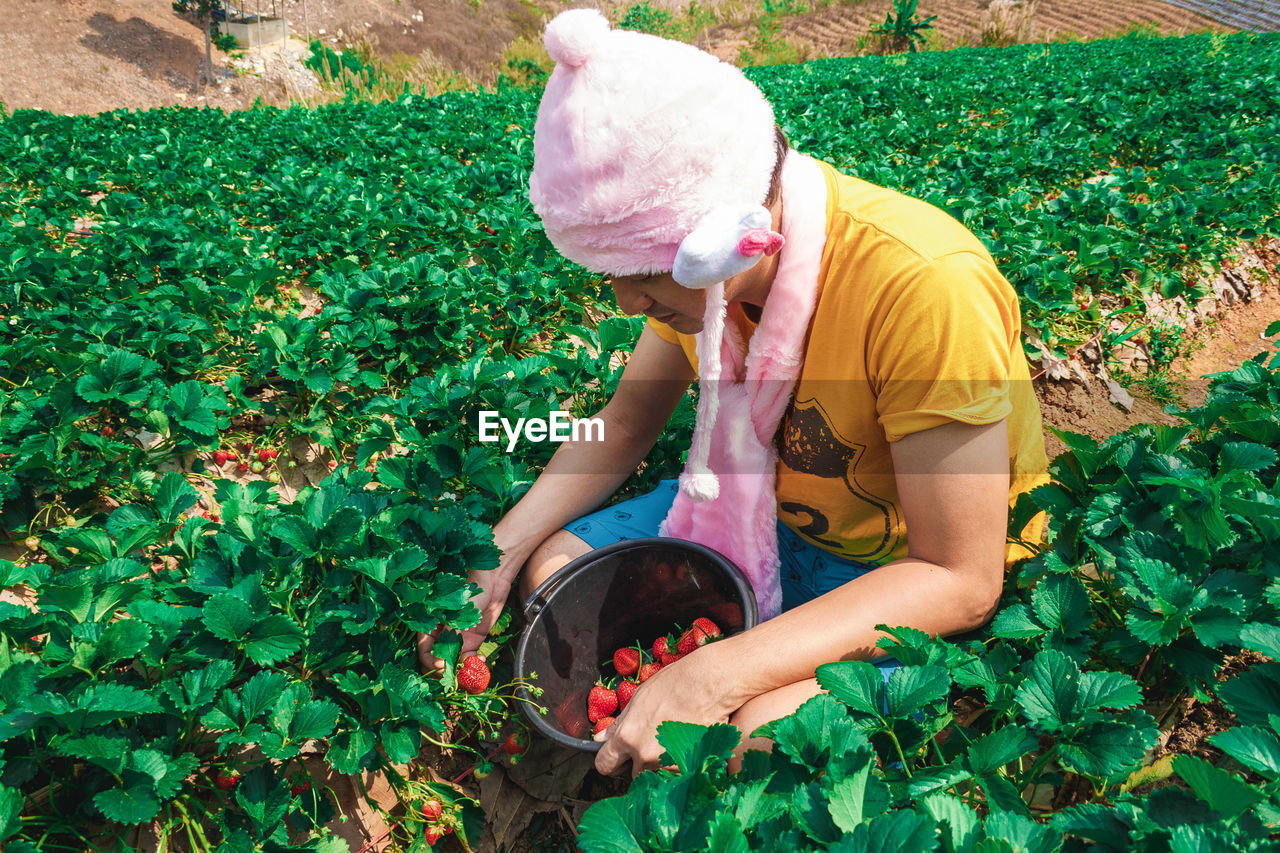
[522,570,564,620]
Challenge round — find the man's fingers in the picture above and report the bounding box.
[416,624,446,671]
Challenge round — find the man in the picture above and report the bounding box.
[420,8,1047,777]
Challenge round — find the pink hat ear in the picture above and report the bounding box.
[544,8,610,68]
[737,229,785,257]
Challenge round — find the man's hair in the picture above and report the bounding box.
[763,125,790,208]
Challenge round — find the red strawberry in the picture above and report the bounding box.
[587,683,618,723]
[594,716,615,735]
[456,655,490,694]
[215,770,241,791]
[692,617,722,640]
[225,448,238,460]
[258,449,272,463]
[421,799,443,821]
[653,635,680,665]
[616,679,639,710]
[424,825,444,845]
[501,731,528,755]
[214,450,229,465]
[638,662,662,683]
[1178,242,1188,250]
[613,647,641,677]
[237,462,249,473]
[678,617,722,654]
[290,780,311,796]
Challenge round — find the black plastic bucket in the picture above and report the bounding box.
[513,537,759,751]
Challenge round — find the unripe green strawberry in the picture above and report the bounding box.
[456,655,490,694]
[24,536,39,551]
[250,460,265,473]
[473,759,495,779]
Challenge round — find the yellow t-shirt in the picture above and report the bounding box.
[649,161,1048,569]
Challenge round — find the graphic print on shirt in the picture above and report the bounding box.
[778,397,901,562]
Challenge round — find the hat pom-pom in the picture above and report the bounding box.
[544,9,610,68]
[680,470,720,502]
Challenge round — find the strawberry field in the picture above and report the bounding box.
[1,30,1279,852]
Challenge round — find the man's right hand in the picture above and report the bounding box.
[417,565,515,671]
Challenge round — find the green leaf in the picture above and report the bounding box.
[327,727,377,774]
[657,721,739,776]
[577,797,645,853]
[982,811,1058,853]
[825,757,874,831]
[1031,574,1093,637]
[155,472,200,522]
[1014,649,1079,731]
[705,810,750,853]
[766,693,864,769]
[1239,623,1280,659]
[131,749,196,800]
[1217,663,1280,726]
[977,771,1029,816]
[95,619,152,669]
[1058,711,1158,778]
[202,593,254,642]
[291,699,341,740]
[243,614,303,665]
[885,665,951,718]
[1217,441,1277,475]
[1077,670,1143,712]
[1208,725,1280,781]
[241,671,291,722]
[991,604,1044,639]
[966,725,1039,775]
[1173,754,1264,819]
[76,349,157,405]
[167,380,220,441]
[380,721,421,764]
[919,794,979,853]
[94,784,161,825]
[906,760,972,800]
[792,781,842,845]
[817,660,886,718]
[0,785,23,842]
[50,732,129,774]
[839,810,940,853]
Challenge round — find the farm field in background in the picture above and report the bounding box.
[1,28,1279,853]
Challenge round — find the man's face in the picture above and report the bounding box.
[608,272,708,334]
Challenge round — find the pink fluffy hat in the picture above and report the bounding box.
[529,10,829,620]
[528,8,779,277]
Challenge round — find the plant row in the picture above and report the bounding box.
[577,342,1280,850]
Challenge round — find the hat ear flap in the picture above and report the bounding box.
[673,204,779,289]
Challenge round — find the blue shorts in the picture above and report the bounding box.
[565,479,901,683]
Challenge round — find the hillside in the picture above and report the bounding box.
[0,0,1264,116]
